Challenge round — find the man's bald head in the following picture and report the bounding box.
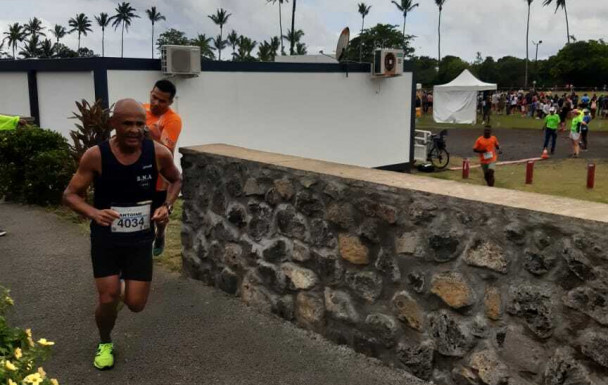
[111,98,147,151]
[113,98,146,119]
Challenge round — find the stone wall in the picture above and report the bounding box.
[179,144,608,385]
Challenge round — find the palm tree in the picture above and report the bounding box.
[391,0,418,37]
[208,8,231,60]
[295,42,307,55]
[190,34,215,60]
[234,36,257,61]
[282,29,304,54]
[357,3,371,62]
[39,39,56,58]
[51,25,67,45]
[543,0,569,45]
[146,6,165,59]
[266,0,287,55]
[68,13,93,51]
[227,30,239,58]
[112,2,140,58]
[24,17,46,39]
[258,41,273,61]
[269,36,280,59]
[4,23,26,59]
[95,13,112,57]
[435,0,447,68]
[524,0,533,88]
[289,0,297,55]
[19,35,40,58]
[213,35,227,59]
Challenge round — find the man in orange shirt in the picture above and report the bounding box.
[143,80,182,256]
[473,128,501,187]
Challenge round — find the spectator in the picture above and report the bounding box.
[473,128,501,187]
[569,109,584,158]
[580,109,592,150]
[590,95,597,119]
[559,101,571,132]
[543,107,561,155]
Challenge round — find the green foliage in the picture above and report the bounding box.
[68,99,113,163]
[0,287,59,385]
[156,28,189,52]
[0,126,74,206]
[345,23,415,63]
[437,55,469,83]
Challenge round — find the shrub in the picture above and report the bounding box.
[0,127,75,206]
[0,287,60,385]
[69,99,113,163]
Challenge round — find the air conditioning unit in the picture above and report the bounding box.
[372,49,404,78]
[161,45,201,76]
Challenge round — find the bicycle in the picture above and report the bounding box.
[427,129,450,169]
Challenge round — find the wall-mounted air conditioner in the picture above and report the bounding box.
[372,49,404,78]
[161,45,201,76]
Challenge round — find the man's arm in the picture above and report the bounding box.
[152,143,182,223]
[159,117,182,154]
[62,147,120,226]
[473,139,485,153]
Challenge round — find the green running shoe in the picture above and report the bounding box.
[93,343,114,370]
[153,236,165,257]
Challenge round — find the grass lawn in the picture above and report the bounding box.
[416,113,608,132]
[426,156,608,204]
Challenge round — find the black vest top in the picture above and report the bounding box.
[91,139,158,245]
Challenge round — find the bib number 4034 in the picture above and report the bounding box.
[111,204,151,233]
[116,217,146,229]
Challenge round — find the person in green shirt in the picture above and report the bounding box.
[0,114,28,131]
[569,109,584,158]
[542,107,561,155]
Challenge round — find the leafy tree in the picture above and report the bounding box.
[156,28,189,52]
[345,24,414,63]
[437,55,469,83]
[357,3,371,62]
[227,30,239,58]
[39,39,56,58]
[95,13,112,57]
[190,34,215,60]
[208,8,231,60]
[391,0,418,37]
[543,0,569,45]
[435,0,447,67]
[266,0,287,55]
[51,25,67,45]
[19,35,41,58]
[269,36,280,59]
[112,2,140,58]
[213,35,227,58]
[24,17,46,39]
[146,6,165,58]
[412,56,438,85]
[68,13,93,51]
[233,35,257,62]
[282,29,304,55]
[548,40,608,87]
[295,42,307,55]
[55,43,79,58]
[4,23,26,59]
[258,40,273,61]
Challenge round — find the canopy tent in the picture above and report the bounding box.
[433,70,497,124]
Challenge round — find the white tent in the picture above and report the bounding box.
[433,69,497,124]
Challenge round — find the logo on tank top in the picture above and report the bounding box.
[137,173,153,188]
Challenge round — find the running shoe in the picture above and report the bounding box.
[0,229,6,237]
[93,343,114,370]
[153,236,165,257]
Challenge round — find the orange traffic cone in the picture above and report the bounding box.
[541,148,549,159]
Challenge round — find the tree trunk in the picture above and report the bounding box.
[438,8,442,67]
[151,22,154,59]
[78,32,81,51]
[279,3,284,55]
[403,14,406,37]
[219,25,223,61]
[121,23,125,58]
[525,4,530,88]
[13,45,15,60]
[564,3,570,45]
[360,16,364,62]
[102,29,105,57]
[290,0,296,55]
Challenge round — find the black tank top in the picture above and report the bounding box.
[91,139,158,245]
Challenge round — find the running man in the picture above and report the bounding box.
[473,128,501,187]
[543,107,561,155]
[143,80,183,257]
[62,99,182,370]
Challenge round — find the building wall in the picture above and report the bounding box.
[37,71,95,137]
[180,144,608,385]
[0,72,30,117]
[108,69,412,168]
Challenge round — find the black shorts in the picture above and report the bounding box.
[91,239,153,281]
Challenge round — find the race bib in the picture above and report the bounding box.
[483,152,494,160]
[111,203,151,233]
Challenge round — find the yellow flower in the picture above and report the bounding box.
[37,338,55,346]
[5,296,14,306]
[25,328,32,337]
[8,379,18,385]
[4,360,17,371]
[14,347,22,359]
[23,373,43,385]
[50,379,59,385]
[27,336,35,347]
[37,366,46,378]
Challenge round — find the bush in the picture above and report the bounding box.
[0,127,75,206]
[0,287,60,385]
[69,99,113,163]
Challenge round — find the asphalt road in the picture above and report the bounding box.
[0,203,427,385]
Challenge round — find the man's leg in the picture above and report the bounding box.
[124,280,151,313]
[550,131,557,154]
[487,169,495,187]
[95,276,121,343]
[153,190,168,256]
[543,129,551,150]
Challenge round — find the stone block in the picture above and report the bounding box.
[359,218,380,243]
[244,177,268,196]
[281,262,319,290]
[225,178,243,197]
[240,272,277,313]
[408,201,437,223]
[324,287,360,323]
[429,232,462,262]
[504,223,525,245]
[500,325,545,374]
[396,232,419,255]
[451,365,478,385]
[276,205,309,241]
[211,190,226,215]
[353,331,380,358]
[345,270,383,303]
[217,267,238,295]
[431,272,476,309]
[210,221,239,242]
[392,290,424,331]
[464,239,508,274]
[374,248,401,283]
[563,286,608,326]
[484,286,502,321]
[295,189,324,217]
[326,202,356,229]
[407,271,426,293]
[507,284,554,339]
[256,260,287,293]
[524,248,557,276]
[563,246,597,281]
[580,330,608,369]
[338,234,370,265]
[274,295,295,321]
[428,311,476,357]
[469,349,509,385]
[226,203,247,228]
[544,347,596,385]
[310,218,337,248]
[262,239,290,263]
[397,340,434,380]
[364,313,399,348]
[223,243,244,269]
[274,179,295,201]
[357,197,397,224]
[313,250,344,286]
[248,217,271,241]
[295,291,325,331]
[292,240,311,262]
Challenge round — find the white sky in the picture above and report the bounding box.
[1,0,606,61]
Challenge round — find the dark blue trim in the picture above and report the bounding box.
[203,61,372,73]
[375,162,411,173]
[94,69,109,109]
[27,71,39,126]
[409,63,417,170]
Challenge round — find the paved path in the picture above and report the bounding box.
[0,203,427,385]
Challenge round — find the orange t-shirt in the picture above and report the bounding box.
[473,136,499,164]
[143,104,183,190]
